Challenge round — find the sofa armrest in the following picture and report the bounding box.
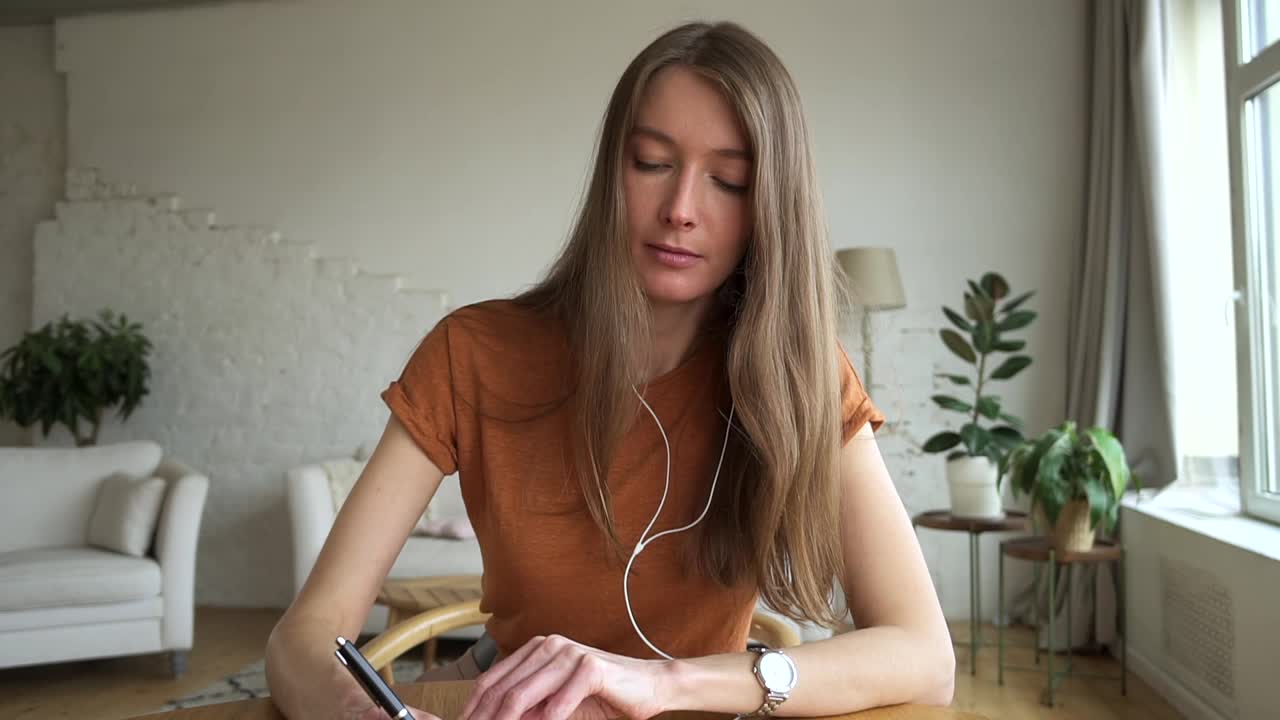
[153,458,209,650]
[286,464,337,599]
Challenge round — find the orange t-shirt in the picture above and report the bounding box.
[381,300,884,659]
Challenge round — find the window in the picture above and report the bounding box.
[1239,0,1280,60]
[1224,0,1280,523]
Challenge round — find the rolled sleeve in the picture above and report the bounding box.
[381,319,460,475]
[838,344,886,444]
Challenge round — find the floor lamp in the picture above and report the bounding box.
[835,247,906,398]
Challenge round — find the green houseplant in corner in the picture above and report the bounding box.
[0,309,153,447]
[1005,420,1135,552]
[922,272,1035,519]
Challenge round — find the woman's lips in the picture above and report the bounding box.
[646,243,702,268]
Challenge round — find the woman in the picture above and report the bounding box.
[266,20,954,720]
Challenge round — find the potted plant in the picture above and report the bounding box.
[1004,421,1136,552]
[0,309,153,447]
[922,272,1034,518]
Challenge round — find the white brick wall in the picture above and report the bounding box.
[32,169,450,607]
[32,170,1032,617]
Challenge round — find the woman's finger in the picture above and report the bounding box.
[486,650,584,720]
[461,636,557,720]
[537,653,600,720]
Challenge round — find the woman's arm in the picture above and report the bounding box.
[265,415,448,719]
[456,424,953,720]
[668,422,955,713]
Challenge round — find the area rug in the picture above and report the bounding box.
[154,656,433,711]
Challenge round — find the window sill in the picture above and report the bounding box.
[1122,487,1280,562]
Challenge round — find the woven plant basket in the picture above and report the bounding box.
[1034,499,1095,553]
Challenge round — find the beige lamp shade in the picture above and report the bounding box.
[835,247,906,310]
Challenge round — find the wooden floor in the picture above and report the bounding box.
[0,611,1183,720]
[0,607,282,720]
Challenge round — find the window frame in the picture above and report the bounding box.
[1223,0,1280,525]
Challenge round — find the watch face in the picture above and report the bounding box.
[758,652,798,691]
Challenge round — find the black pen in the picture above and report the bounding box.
[335,635,412,720]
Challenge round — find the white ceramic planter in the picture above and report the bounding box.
[946,455,1004,519]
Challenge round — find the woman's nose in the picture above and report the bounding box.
[662,170,698,230]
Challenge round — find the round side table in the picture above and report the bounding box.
[377,574,484,665]
[997,536,1126,707]
[912,509,1029,675]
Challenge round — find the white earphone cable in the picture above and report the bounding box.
[624,386,735,660]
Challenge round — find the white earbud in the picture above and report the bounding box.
[625,387,735,660]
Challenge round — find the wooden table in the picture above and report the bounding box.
[911,510,1028,675]
[377,574,484,664]
[132,680,990,719]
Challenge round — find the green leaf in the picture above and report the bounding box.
[940,329,977,364]
[998,412,1024,428]
[936,373,971,386]
[1001,291,1035,314]
[960,423,991,454]
[976,396,1001,419]
[997,310,1037,332]
[980,272,1010,301]
[990,425,1025,449]
[923,432,962,453]
[971,322,996,354]
[967,280,989,301]
[943,306,972,332]
[1083,480,1107,531]
[965,292,995,323]
[932,394,973,413]
[992,339,1026,352]
[990,355,1032,380]
[1085,427,1131,501]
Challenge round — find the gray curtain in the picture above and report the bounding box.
[1011,0,1180,652]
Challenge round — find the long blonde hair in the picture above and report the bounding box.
[516,21,848,628]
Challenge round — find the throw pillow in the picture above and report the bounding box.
[87,472,167,557]
[323,457,433,528]
[412,516,476,539]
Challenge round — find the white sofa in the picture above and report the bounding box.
[286,461,483,636]
[0,441,208,675]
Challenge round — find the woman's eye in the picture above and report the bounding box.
[634,160,665,171]
[715,178,749,194]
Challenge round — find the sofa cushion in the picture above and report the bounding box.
[0,547,162,611]
[0,596,164,633]
[389,536,485,579]
[87,473,167,557]
[0,442,163,554]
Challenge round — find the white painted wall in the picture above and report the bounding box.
[47,0,1087,612]
[0,25,64,447]
[1123,501,1280,720]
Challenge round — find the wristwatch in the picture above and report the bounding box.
[743,647,798,717]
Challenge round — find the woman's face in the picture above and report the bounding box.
[623,66,752,310]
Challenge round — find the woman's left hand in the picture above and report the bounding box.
[457,634,675,720]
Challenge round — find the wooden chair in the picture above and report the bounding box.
[360,600,803,684]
